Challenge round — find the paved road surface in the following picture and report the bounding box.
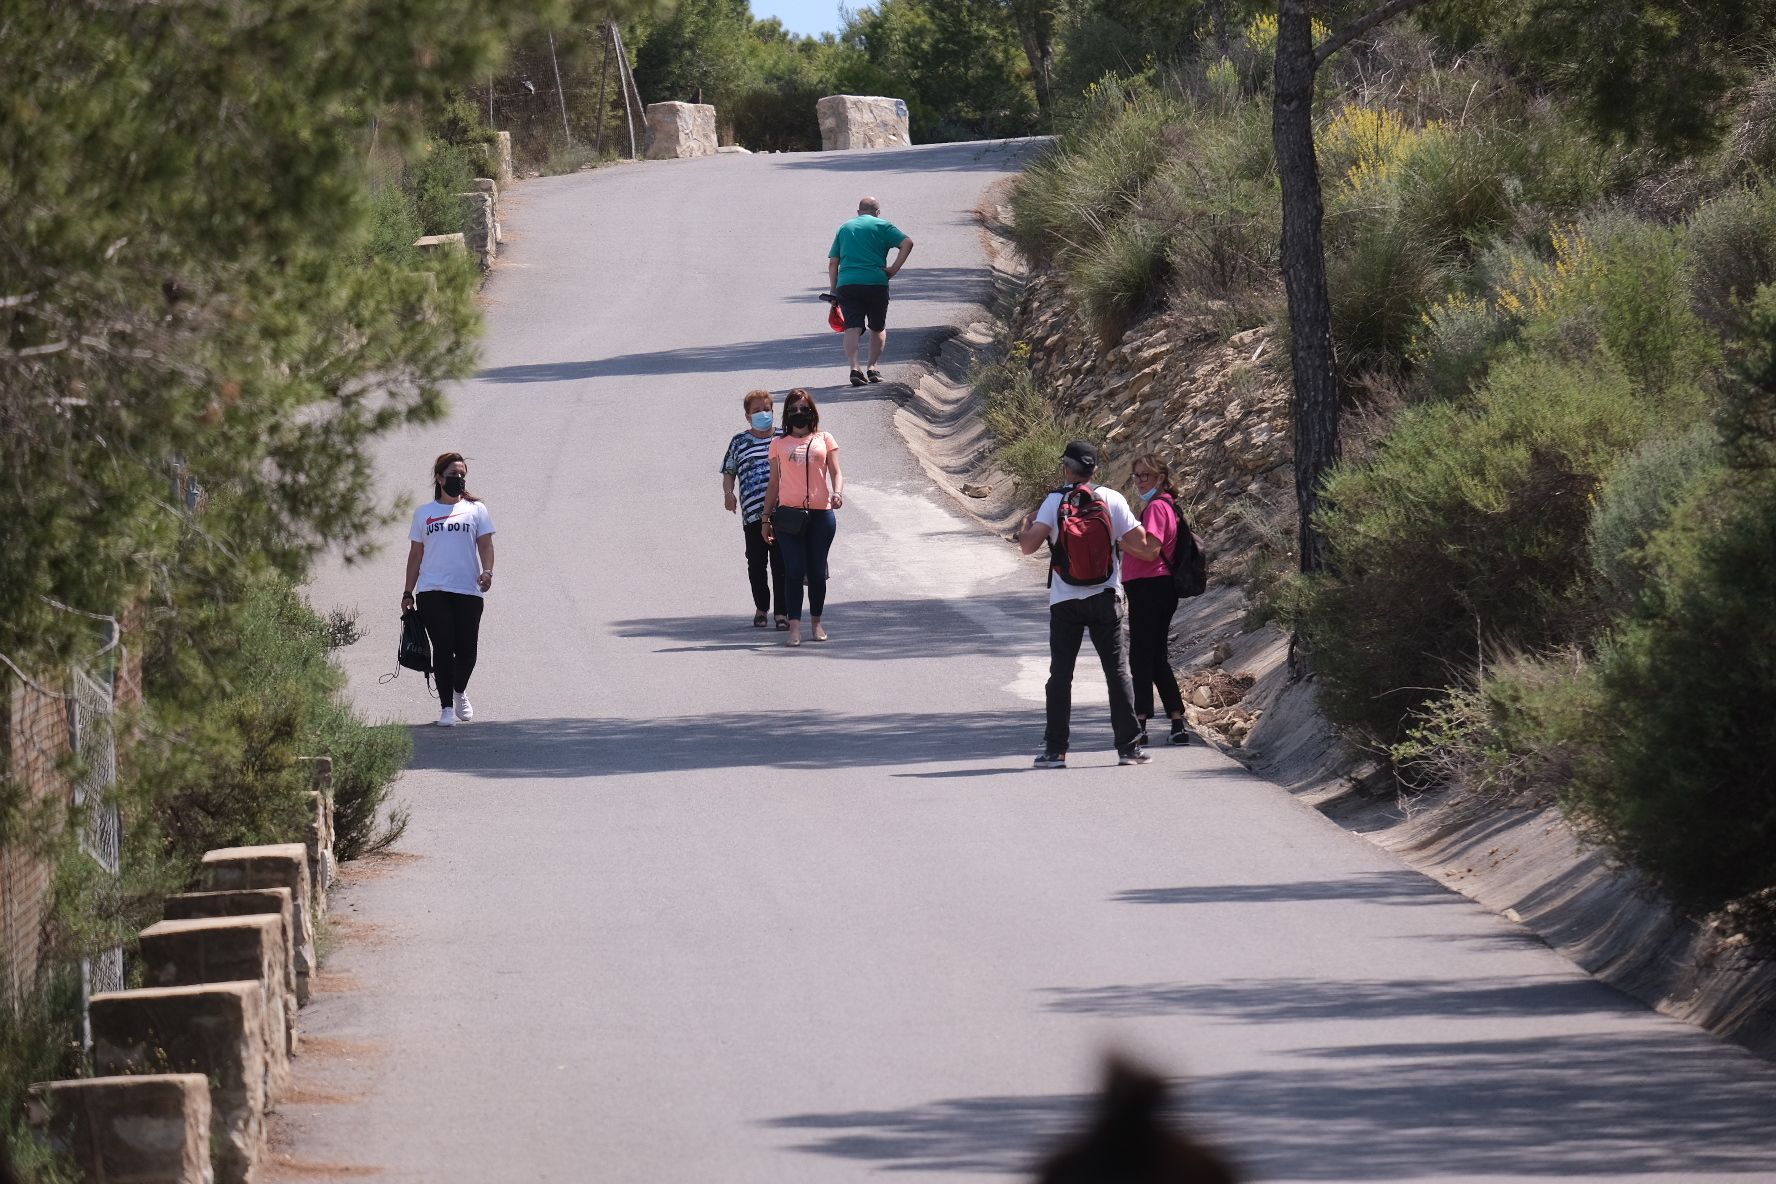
[291,142,1776,1183]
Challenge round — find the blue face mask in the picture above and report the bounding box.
[751,410,774,431]
[1139,485,1159,502]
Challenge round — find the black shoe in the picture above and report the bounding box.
[1132,720,1150,747]
[1033,752,1067,769]
[866,368,883,383]
[1118,747,1153,766]
[849,369,867,386]
[1169,718,1191,745]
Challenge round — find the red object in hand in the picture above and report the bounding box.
[827,302,846,332]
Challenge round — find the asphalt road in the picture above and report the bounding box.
[291,141,1776,1184]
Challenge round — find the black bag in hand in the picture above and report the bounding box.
[399,608,433,682]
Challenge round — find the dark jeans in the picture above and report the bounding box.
[742,520,787,617]
[777,509,836,621]
[1124,576,1185,719]
[1045,588,1142,755]
[415,590,484,710]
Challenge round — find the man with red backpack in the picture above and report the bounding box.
[1018,440,1163,769]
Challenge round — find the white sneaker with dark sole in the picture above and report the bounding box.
[1033,752,1067,769]
[1118,747,1152,765]
[454,692,474,722]
[436,707,457,727]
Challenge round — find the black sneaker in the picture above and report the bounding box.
[866,368,883,383]
[849,368,868,387]
[1033,752,1067,769]
[1169,718,1191,745]
[1118,747,1153,766]
[1132,721,1150,747]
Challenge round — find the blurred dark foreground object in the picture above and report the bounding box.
[1035,1056,1238,1184]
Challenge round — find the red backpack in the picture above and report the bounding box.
[1050,484,1117,586]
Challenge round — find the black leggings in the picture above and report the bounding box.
[416,591,485,710]
[1124,577,1185,720]
[743,520,787,617]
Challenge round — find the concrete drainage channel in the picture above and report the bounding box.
[25,762,338,1183]
[894,200,1776,1062]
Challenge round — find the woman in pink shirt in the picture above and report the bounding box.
[762,389,844,647]
[1124,453,1191,745]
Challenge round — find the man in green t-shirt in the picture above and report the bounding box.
[827,196,914,386]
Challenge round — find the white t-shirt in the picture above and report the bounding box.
[409,499,496,596]
[1034,485,1140,605]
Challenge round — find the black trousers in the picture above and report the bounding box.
[416,590,484,710]
[742,520,787,617]
[1124,576,1186,719]
[1044,588,1142,755]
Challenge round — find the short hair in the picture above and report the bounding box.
[858,196,880,215]
[1062,458,1093,480]
[783,388,820,432]
[743,389,774,412]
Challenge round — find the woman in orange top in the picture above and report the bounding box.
[762,389,843,647]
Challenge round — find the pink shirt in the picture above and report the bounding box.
[771,431,837,510]
[1123,492,1178,581]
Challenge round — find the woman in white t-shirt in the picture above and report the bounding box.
[403,451,496,726]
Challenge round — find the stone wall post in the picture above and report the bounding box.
[26,1074,212,1184]
[457,189,496,269]
[138,915,292,1098]
[163,887,298,1054]
[90,983,265,1184]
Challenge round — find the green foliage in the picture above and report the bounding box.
[0,969,84,1184]
[1409,293,1511,400]
[407,142,483,237]
[1292,356,1676,738]
[841,0,1039,141]
[974,352,1090,492]
[1071,215,1173,343]
[1686,181,1776,335]
[1327,212,1451,375]
[1587,423,1722,612]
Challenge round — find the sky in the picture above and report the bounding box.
[754,0,844,38]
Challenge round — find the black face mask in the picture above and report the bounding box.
[785,410,814,430]
[442,474,466,497]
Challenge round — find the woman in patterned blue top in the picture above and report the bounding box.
[721,390,788,628]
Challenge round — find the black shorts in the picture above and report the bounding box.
[835,284,890,332]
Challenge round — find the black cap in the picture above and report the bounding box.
[1062,439,1098,471]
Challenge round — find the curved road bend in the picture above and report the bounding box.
[293,141,1776,1183]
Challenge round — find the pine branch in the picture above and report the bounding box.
[1314,0,1438,67]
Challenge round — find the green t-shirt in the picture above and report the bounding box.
[829,215,908,287]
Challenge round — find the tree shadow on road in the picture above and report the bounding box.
[1038,974,1641,1022]
[772,138,1045,175]
[473,328,947,383]
[1111,872,1460,908]
[761,1030,1776,1178]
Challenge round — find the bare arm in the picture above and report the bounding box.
[403,541,423,605]
[476,533,495,592]
[826,443,843,509]
[1018,513,1050,556]
[1121,525,1161,562]
[886,238,914,279]
[761,454,782,540]
[722,472,737,513]
[827,257,839,291]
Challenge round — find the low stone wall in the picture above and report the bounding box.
[28,765,341,1182]
[817,95,911,151]
[645,101,718,160]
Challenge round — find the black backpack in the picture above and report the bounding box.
[393,608,433,692]
[1160,493,1208,597]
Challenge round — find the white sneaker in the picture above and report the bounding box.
[436,706,457,727]
[454,691,474,722]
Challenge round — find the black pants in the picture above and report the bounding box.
[1124,576,1186,719]
[416,590,484,710]
[777,509,836,621]
[835,284,890,332]
[742,520,787,617]
[1045,588,1142,755]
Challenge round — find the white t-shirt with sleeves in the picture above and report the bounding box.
[1034,485,1140,605]
[409,499,496,596]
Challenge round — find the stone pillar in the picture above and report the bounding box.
[163,887,298,1055]
[201,844,314,1005]
[90,984,265,1184]
[26,1074,212,1184]
[493,130,514,185]
[644,102,718,160]
[414,232,467,256]
[138,916,291,1097]
[816,95,912,150]
[457,190,496,269]
[473,177,503,248]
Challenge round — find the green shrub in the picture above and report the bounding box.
[308,701,411,861]
[1572,214,1718,396]
[1154,155,1280,301]
[0,968,83,1184]
[1328,211,1451,374]
[1292,355,1671,739]
[1409,292,1511,400]
[1587,422,1721,611]
[1571,469,1776,908]
[974,352,1089,492]
[1686,181,1776,334]
[363,182,422,265]
[1396,124,1518,252]
[406,140,480,236]
[1070,215,1173,343]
